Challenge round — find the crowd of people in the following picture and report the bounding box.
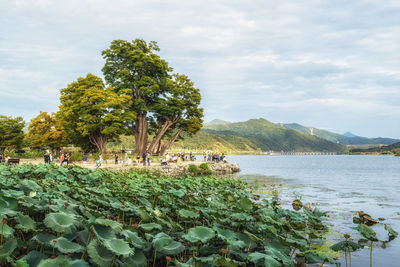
[36,150,227,168]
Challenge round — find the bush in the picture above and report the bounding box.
[188,164,199,174]
[199,163,209,170]
[70,152,83,162]
[7,149,45,158]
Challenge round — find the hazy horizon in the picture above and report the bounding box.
[1,1,399,138]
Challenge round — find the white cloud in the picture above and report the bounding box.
[0,0,399,137]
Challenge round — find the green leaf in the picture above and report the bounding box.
[0,238,17,260]
[92,224,116,240]
[95,218,123,232]
[52,237,85,254]
[103,238,133,256]
[15,213,36,232]
[183,226,215,243]
[384,224,398,237]
[121,230,146,248]
[122,250,147,267]
[37,256,70,267]
[214,227,237,241]
[69,259,90,267]
[1,223,14,239]
[169,189,186,197]
[178,209,199,219]
[139,223,162,232]
[305,251,336,264]
[22,251,47,267]
[44,212,78,234]
[31,233,57,246]
[355,224,378,241]
[87,239,113,266]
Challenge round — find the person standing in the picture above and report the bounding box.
[142,153,146,166]
[82,154,88,166]
[114,153,119,165]
[146,152,151,166]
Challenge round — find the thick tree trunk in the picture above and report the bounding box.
[156,139,162,155]
[159,128,184,155]
[135,113,148,154]
[89,135,107,155]
[147,120,174,155]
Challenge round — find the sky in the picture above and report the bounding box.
[0,0,399,138]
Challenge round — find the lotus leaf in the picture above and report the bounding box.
[179,209,199,219]
[121,230,146,248]
[214,256,246,267]
[103,238,133,256]
[69,259,90,267]
[139,223,162,232]
[87,240,114,266]
[355,224,378,241]
[122,250,147,267]
[92,224,116,240]
[305,251,337,264]
[331,240,361,252]
[214,227,237,241]
[15,213,36,232]
[169,189,186,197]
[264,245,293,266]
[37,255,70,267]
[1,223,14,238]
[139,209,152,222]
[238,197,253,211]
[152,232,185,255]
[384,224,398,237]
[184,226,215,243]
[31,233,57,246]
[44,212,78,233]
[19,179,42,193]
[51,237,85,253]
[0,238,17,260]
[231,213,253,221]
[95,218,123,231]
[22,251,47,267]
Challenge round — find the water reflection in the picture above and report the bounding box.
[232,155,400,267]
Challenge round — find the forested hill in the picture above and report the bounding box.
[283,123,399,145]
[174,118,345,152]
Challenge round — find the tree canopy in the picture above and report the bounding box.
[27,111,67,152]
[102,39,203,154]
[0,115,25,154]
[58,73,133,154]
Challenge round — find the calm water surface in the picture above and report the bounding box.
[228,155,400,267]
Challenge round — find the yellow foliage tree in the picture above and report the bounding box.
[27,112,67,152]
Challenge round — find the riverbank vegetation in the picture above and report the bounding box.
[0,163,340,266]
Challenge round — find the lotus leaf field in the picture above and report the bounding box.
[0,163,337,266]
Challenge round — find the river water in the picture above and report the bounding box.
[227,155,400,267]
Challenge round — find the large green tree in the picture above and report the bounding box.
[148,74,203,154]
[0,115,25,154]
[102,39,203,154]
[27,111,67,152]
[58,74,132,154]
[102,39,170,154]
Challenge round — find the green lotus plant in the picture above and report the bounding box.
[0,163,354,266]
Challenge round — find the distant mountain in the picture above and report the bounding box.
[204,119,231,126]
[343,132,356,138]
[282,123,399,145]
[201,118,344,152]
[350,142,400,155]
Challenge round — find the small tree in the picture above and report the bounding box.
[58,74,133,154]
[0,115,25,154]
[27,111,67,152]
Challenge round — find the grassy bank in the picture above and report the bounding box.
[0,163,337,266]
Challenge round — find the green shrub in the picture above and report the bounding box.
[92,152,100,160]
[7,149,45,158]
[199,163,209,170]
[188,164,199,174]
[70,152,83,162]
